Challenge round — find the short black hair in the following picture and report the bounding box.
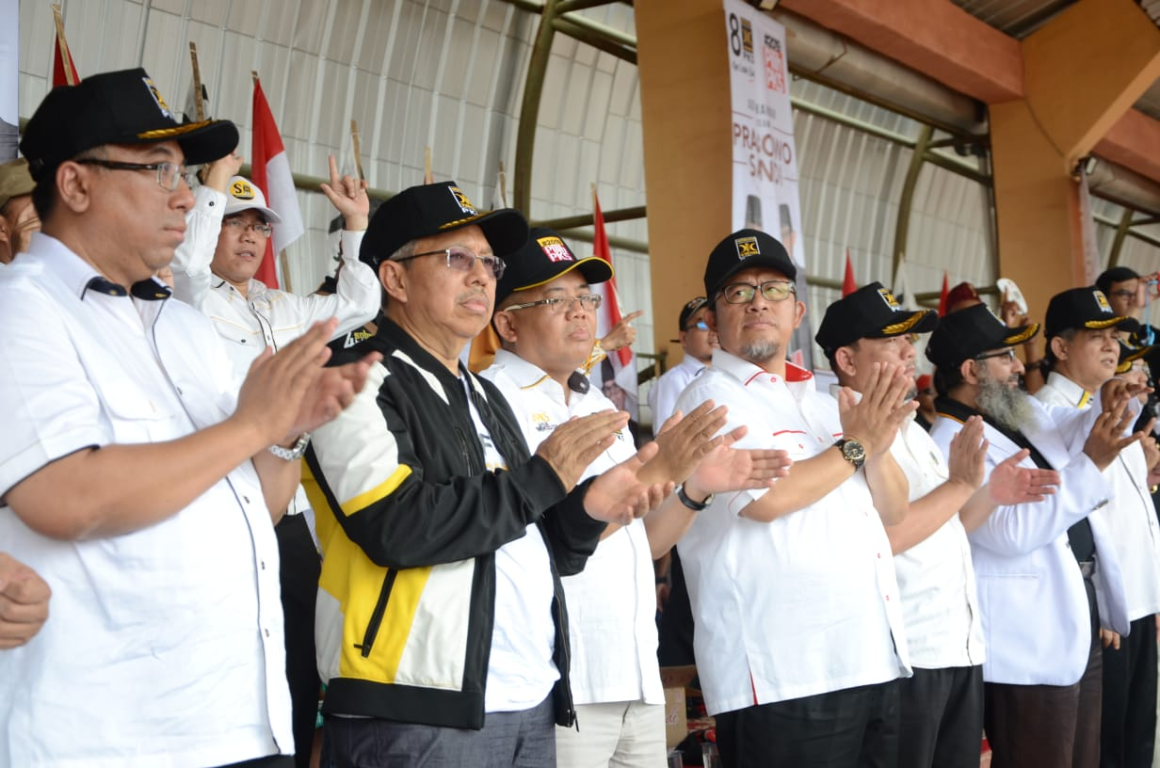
[824,339,860,379]
[1097,267,1140,295]
[1044,327,1079,373]
[31,146,106,224]
[934,363,965,398]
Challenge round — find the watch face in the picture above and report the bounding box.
[842,439,866,464]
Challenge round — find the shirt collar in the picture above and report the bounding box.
[710,347,814,391]
[1045,371,1093,409]
[28,232,170,302]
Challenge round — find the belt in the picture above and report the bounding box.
[1078,560,1095,579]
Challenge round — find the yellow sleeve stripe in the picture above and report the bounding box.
[341,464,414,517]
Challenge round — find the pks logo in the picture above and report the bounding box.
[142,77,174,120]
[877,288,902,311]
[1093,290,1113,313]
[735,236,760,259]
[741,17,754,55]
[230,180,255,200]
[537,236,573,263]
[532,412,556,432]
[449,186,477,215]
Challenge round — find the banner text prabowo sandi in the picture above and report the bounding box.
[724,0,812,368]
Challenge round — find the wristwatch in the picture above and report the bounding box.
[268,432,311,461]
[675,484,714,511]
[834,437,866,469]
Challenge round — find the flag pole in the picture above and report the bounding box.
[52,4,76,86]
[497,161,507,209]
[350,120,365,182]
[424,146,433,184]
[279,250,293,294]
[189,43,205,122]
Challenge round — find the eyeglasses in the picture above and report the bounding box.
[505,294,602,315]
[718,280,796,304]
[223,218,274,238]
[395,247,506,280]
[686,321,710,331]
[975,348,1017,362]
[1109,289,1138,301]
[75,158,195,192]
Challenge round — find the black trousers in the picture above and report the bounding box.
[1101,613,1158,768]
[276,513,323,768]
[715,680,900,768]
[984,575,1102,768]
[896,665,983,768]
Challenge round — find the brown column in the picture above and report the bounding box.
[636,0,734,367]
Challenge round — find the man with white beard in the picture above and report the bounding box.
[1034,287,1160,768]
[927,303,1143,768]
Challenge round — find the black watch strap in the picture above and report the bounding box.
[676,484,714,511]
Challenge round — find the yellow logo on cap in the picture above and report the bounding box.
[142,77,173,120]
[735,236,760,258]
[537,236,573,263]
[878,288,901,311]
[450,186,477,215]
[230,180,255,200]
[1094,290,1112,313]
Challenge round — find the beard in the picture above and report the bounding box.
[740,339,781,367]
[975,365,1035,432]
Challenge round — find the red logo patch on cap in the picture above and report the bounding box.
[537,236,572,263]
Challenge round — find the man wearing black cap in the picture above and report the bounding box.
[648,296,716,431]
[0,69,377,767]
[672,229,916,766]
[481,227,789,767]
[818,283,1059,768]
[926,302,1140,768]
[1034,287,1160,768]
[303,183,673,766]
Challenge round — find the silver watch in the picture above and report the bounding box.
[268,432,311,461]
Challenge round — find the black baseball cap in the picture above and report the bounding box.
[703,228,796,297]
[678,297,709,331]
[359,180,528,268]
[1044,287,1127,339]
[815,282,937,358]
[926,303,1040,369]
[495,227,613,305]
[20,68,238,182]
[1117,334,1155,374]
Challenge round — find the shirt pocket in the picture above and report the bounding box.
[97,376,184,444]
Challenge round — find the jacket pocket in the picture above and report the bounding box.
[357,569,398,658]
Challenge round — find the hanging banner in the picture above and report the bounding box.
[724,0,812,368]
[0,0,18,161]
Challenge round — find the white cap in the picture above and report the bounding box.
[223,176,282,223]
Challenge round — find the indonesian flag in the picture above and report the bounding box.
[938,271,950,317]
[841,248,857,297]
[591,189,639,418]
[251,75,304,289]
[51,4,80,87]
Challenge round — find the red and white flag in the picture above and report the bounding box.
[251,74,304,289]
[591,189,639,418]
[51,4,80,87]
[841,248,857,297]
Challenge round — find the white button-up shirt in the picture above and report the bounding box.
[0,234,291,768]
[929,393,1128,686]
[648,355,705,431]
[889,412,985,669]
[672,349,910,716]
[1036,372,1160,620]
[481,350,664,706]
[172,186,378,375]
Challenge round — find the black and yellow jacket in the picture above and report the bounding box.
[303,318,605,730]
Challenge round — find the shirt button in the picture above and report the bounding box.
[264,628,270,638]
[877,552,882,559]
[243,496,251,504]
[885,594,891,601]
[261,560,266,570]
[241,338,247,343]
[176,386,183,395]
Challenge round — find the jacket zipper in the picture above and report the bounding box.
[542,521,577,727]
[356,569,398,658]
